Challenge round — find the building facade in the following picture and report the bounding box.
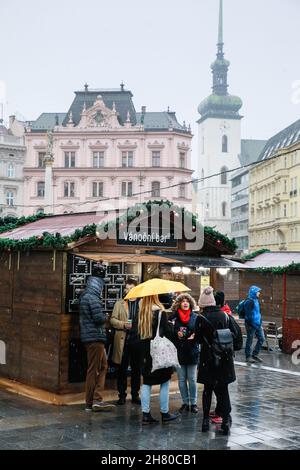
[23,87,193,215]
[195,0,243,234]
[0,119,25,218]
[231,140,266,254]
[249,120,300,251]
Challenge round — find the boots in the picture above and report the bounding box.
[142,412,158,425]
[161,412,178,423]
[202,417,210,432]
[221,415,231,435]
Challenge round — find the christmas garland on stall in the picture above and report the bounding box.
[0,200,237,253]
[243,249,271,261]
[254,263,300,274]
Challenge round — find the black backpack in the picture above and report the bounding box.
[202,315,234,368]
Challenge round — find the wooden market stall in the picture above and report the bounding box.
[0,202,243,395]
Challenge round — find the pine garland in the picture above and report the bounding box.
[243,249,271,261]
[254,263,300,274]
[0,200,237,253]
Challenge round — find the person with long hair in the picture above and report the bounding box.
[139,295,178,425]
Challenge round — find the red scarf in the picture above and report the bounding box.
[178,308,191,324]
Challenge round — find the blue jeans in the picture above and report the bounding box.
[176,365,198,406]
[245,324,265,358]
[141,381,170,414]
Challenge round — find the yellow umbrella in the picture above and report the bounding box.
[124,278,190,299]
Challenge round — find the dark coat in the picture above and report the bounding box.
[195,306,242,386]
[140,308,174,386]
[79,276,107,344]
[168,310,200,365]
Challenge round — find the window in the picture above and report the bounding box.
[121,181,133,197]
[37,181,45,197]
[38,152,46,168]
[92,182,104,198]
[7,163,14,178]
[179,152,185,169]
[64,182,75,197]
[152,151,160,167]
[93,151,104,168]
[179,184,185,199]
[222,135,228,153]
[151,181,160,197]
[122,151,133,168]
[222,201,227,217]
[220,166,228,185]
[6,191,14,206]
[64,151,75,168]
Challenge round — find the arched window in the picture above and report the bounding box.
[222,135,228,153]
[7,163,14,178]
[151,181,160,197]
[220,166,228,185]
[222,201,227,217]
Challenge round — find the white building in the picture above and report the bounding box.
[196,0,243,235]
[0,118,25,218]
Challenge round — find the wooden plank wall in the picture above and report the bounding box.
[0,251,64,393]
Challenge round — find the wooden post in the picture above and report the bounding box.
[52,250,56,272]
[210,268,217,289]
[8,252,12,271]
[17,251,20,271]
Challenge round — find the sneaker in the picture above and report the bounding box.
[179,404,189,413]
[92,402,115,412]
[211,415,222,424]
[246,357,255,364]
[142,412,159,425]
[161,412,178,423]
[252,355,263,363]
[190,405,198,414]
[85,405,93,412]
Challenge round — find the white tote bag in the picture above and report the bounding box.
[150,311,180,372]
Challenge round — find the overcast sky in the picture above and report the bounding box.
[1,0,300,169]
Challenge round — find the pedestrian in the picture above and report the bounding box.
[214,291,233,316]
[244,286,265,364]
[196,286,242,435]
[79,268,115,412]
[139,295,178,424]
[169,293,200,414]
[110,278,143,405]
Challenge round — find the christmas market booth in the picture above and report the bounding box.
[0,200,245,396]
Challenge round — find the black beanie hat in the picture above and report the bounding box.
[214,291,225,307]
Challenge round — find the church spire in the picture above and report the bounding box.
[212,0,229,95]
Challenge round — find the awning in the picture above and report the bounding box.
[74,252,181,264]
[75,251,250,268]
[145,252,250,268]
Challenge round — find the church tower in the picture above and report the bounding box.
[197,0,243,235]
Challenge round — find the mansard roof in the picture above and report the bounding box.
[239,139,267,166]
[258,118,300,161]
[136,111,188,132]
[30,113,66,131]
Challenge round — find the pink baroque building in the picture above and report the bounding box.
[23,85,193,215]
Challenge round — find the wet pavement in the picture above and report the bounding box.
[0,349,300,450]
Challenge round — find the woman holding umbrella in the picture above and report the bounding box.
[125,279,190,425]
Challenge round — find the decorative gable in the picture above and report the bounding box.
[78,95,121,129]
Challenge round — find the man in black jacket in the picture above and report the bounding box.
[79,273,115,412]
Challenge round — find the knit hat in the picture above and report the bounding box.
[198,286,216,308]
[214,291,225,308]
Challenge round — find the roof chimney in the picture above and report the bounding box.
[120,81,125,92]
[141,106,146,114]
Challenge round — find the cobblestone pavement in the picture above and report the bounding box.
[0,350,300,450]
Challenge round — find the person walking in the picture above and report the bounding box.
[110,278,143,405]
[79,270,115,412]
[169,293,200,414]
[196,286,242,435]
[139,295,178,425]
[244,286,265,364]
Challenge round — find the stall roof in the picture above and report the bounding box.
[244,252,300,268]
[76,252,183,264]
[0,212,110,240]
[146,252,249,268]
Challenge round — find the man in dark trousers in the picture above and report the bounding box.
[110,278,142,405]
[244,285,265,363]
[79,267,115,412]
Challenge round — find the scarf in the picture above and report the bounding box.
[178,308,191,324]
